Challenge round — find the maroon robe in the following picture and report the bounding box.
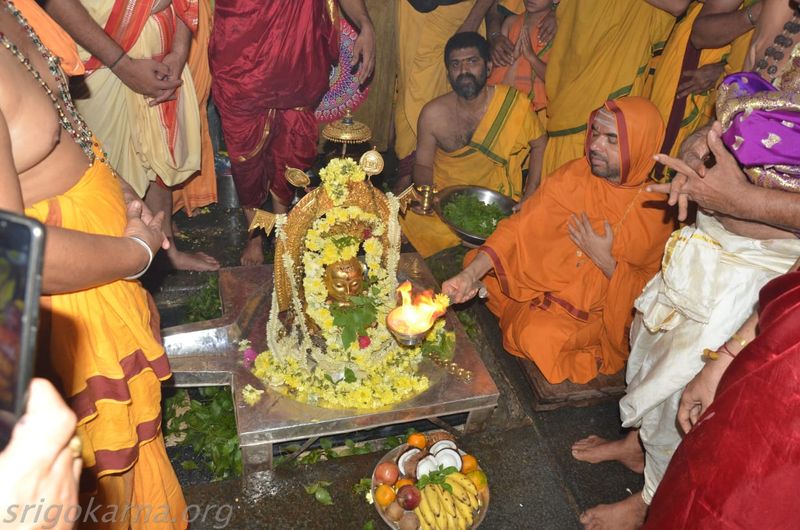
[644,271,800,529]
[209,0,338,207]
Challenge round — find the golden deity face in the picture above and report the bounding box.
[324,257,365,306]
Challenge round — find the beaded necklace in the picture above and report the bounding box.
[0,0,95,164]
[755,14,800,83]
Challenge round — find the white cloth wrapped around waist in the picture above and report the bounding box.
[621,212,800,428]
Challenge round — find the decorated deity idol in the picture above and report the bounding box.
[248,157,453,410]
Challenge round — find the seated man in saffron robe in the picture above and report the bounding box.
[400,32,547,258]
[442,96,675,385]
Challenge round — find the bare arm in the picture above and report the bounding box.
[522,134,547,200]
[691,0,759,50]
[43,0,180,98]
[412,105,439,188]
[488,1,514,66]
[0,110,165,294]
[645,0,691,17]
[338,0,376,83]
[458,0,496,33]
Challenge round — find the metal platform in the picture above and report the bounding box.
[162,253,499,472]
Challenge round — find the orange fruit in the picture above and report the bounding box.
[466,469,488,492]
[395,478,414,490]
[461,454,478,474]
[407,432,426,449]
[375,484,396,507]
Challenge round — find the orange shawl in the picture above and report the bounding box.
[480,96,674,374]
[14,0,84,75]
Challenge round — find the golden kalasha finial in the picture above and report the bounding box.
[359,147,384,178]
[247,208,276,236]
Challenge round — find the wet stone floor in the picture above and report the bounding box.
[147,180,642,530]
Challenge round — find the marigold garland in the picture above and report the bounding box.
[253,158,440,410]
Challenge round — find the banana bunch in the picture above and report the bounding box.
[413,473,482,530]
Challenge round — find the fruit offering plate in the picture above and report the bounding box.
[371,431,490,530]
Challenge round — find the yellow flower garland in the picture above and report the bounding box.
[254,157,440,410]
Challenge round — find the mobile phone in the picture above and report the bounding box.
[0,210,45,450]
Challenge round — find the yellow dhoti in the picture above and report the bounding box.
[401,86,544,257]
[75,1,201,197]
[542,0,674,177]
[648,2,753,182]
[26,154,186,529]
[394,0,480,161]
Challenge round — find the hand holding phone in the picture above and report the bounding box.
[0,210,45,449]
[0,378,81,530]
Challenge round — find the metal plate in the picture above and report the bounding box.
[433,186,516,247]
[371,440,489,529]
[162,254,499,466]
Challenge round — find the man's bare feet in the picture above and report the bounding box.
[240,235,264,266]
[571,431,644,473]
[580,491,647,530]
[167,247,220,271]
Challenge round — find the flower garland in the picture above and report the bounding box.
[302,206,390,352]
[318,157,366,205]
[255,158,437,410]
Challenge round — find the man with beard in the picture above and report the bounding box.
[400,32,546,258]
[441,97,675,384]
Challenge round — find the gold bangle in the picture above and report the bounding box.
[730,333,750,348]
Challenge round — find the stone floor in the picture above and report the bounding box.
[150,178,642,530]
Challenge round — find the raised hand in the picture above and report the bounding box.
[650,122,750,221]
[537,9,557,44]
[567,213,616,278]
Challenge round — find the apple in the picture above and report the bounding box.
[374,462,400,485]
[396,485,422,511]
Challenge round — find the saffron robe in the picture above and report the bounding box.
[25,152,186,529]
[644,271,800,529]
[648,1,753,182]
[173,0,217,215]
[14,0,84,75]
[472,97,674,384]
[542,0,674,177]
[400,85,545,258]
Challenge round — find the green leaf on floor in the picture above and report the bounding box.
[163,386,242,481]
[185,275,222,322]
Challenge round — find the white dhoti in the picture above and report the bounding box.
[75,2,201,198]
[620,212,800,504]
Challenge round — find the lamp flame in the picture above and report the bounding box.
[387,281,449,337]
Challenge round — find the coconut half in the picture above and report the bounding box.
[429,440,458,455]
[416,455,439,479]
[397,447,422,478]
[434,448,462,471]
